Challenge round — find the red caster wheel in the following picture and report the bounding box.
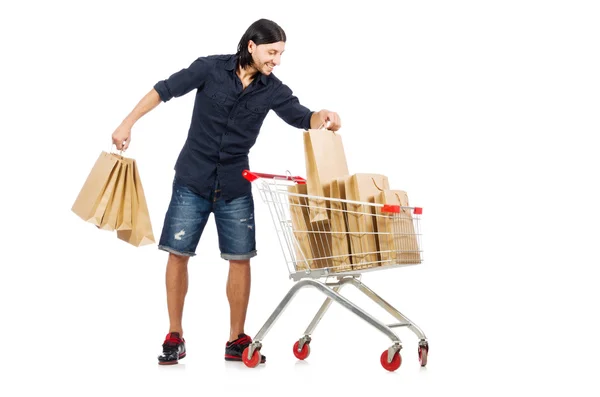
[242,346,261,368]
[380,349,402,372]
[293,340,311,360]
[419,344,428,367]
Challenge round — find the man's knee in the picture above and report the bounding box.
[230,259,250,266]
[168,252,190,266]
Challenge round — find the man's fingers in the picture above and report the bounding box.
[318,110,341,130]
[327,112,341,131]
[112,136,130,151]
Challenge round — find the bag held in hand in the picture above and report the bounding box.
[71,151,122,226]
[116,157,155,247]
[72,151,154,247]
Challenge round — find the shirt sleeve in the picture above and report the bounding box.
[271,83,313,130]
[153,57,211,102]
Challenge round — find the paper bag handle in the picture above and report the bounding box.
[372,177,385,191]
[394,192,409,214]
[317,120,331,130]
[394,192,404,204]
[109,143,124,157]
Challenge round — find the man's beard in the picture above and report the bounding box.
[251,59,272,75]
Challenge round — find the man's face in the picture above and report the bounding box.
[249,41,285,75]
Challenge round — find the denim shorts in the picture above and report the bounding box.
[158,178,257,260]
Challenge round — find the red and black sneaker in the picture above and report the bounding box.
[225,333,266,364]
[158,332,186,365]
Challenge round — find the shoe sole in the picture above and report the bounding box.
[158,353,186,365]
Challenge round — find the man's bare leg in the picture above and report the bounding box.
[226,259,251,342]
[166,252,190,336]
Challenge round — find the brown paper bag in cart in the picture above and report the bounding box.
[328,177,353,272]
[288,184,312,271]
[375,190,421,265]
[117,158,155,247]
[287,184,333,270]
[72,151,121,225]
[304,129,349,223]
[345,173,389,270]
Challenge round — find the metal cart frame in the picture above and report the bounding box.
[240,170,429,371]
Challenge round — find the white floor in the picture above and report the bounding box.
[3,227,599,396]
[3,1,600,395]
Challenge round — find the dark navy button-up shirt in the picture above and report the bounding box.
[153,54,314,201]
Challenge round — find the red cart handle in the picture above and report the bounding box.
[243,171,421,214]
[382,205,423,215]
[242,170,306,184]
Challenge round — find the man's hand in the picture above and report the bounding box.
[312,109,342,131]
[112,123,131,151]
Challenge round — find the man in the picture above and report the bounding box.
[111,18,341,365]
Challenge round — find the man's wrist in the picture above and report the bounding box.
[121,118,135,129]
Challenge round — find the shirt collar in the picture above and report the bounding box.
[226,55,268,85]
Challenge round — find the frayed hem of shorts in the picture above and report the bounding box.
[221,250,257,260]
[158,245,196,257]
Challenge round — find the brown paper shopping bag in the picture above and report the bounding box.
[375,190,421,265]
[72,151,120,226]
[304,129,349,223]
[345,173,390,270]
[115,160,133,231]
[117,158,155,247]
[99,156,129,231]
[328,177,352,272]
[288,184,313,271]
[287,184,333,270]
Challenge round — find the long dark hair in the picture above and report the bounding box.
[236,19,286,69]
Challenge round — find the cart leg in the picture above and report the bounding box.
[302,284,344,335]
[251,279,401,349]
[345,278,428,343]
[294,283,346,351]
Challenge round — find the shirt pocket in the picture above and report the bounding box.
[241,101,269,123]
[201,83,230,120]
[203,84,228,105]
[245,101,268,114]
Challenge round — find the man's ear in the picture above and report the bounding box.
[248,40,256,54]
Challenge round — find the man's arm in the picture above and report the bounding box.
[111,56,211,151]
[112,88,161,151]
[272,84,342,131]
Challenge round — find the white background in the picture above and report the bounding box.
[1,0,599,395]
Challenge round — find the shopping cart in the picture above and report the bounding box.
[241,170,428,371]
